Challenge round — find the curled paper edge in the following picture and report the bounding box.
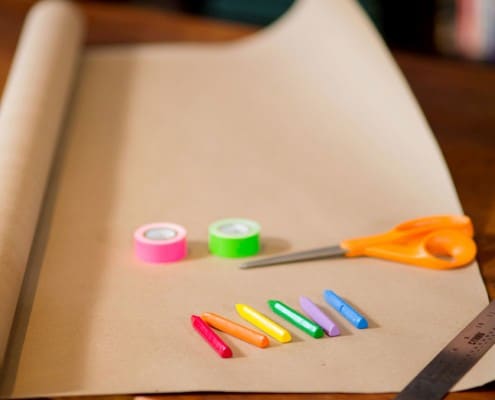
[0,0,85,366]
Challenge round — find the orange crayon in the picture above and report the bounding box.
[201,312,270,348]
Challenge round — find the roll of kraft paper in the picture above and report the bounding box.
[0,0,84,366]
[134,223,187,263]
[208,218,260,257]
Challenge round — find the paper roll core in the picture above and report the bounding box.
[143,227,178,241]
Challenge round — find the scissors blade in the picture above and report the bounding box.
[239,245,346,269]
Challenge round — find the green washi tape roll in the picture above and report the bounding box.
[208,218,261,258]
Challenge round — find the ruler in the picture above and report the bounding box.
[395,300,495,400]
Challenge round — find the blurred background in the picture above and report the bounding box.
[2,0,495,63]
[96,0,495,63]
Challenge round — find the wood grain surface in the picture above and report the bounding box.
[0,1,494,399]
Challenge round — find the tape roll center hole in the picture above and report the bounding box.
[144,227,178,241]
[218,223,251,236]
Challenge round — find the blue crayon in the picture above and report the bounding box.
[323,290,368,329]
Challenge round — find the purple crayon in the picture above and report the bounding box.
[299,296,340,337]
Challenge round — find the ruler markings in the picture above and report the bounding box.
[394,300,495,400]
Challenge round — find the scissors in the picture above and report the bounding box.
[240,215,477,270]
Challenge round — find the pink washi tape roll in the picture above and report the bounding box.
[134,222,187,263]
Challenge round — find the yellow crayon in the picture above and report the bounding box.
[235,303,292,343]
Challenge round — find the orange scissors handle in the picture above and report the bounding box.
[340,215,476,269]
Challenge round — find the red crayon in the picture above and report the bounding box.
[191,315,232,358]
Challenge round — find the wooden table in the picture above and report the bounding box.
[1,1,494,399]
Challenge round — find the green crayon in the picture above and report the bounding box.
[268,299,323,338]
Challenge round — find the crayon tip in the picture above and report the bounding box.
[328,325,341,336]
[280,331,292,343]
[259,336,270,348]
[313,326,324,338]
[356,318,368,329]
[220,347,233,358]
